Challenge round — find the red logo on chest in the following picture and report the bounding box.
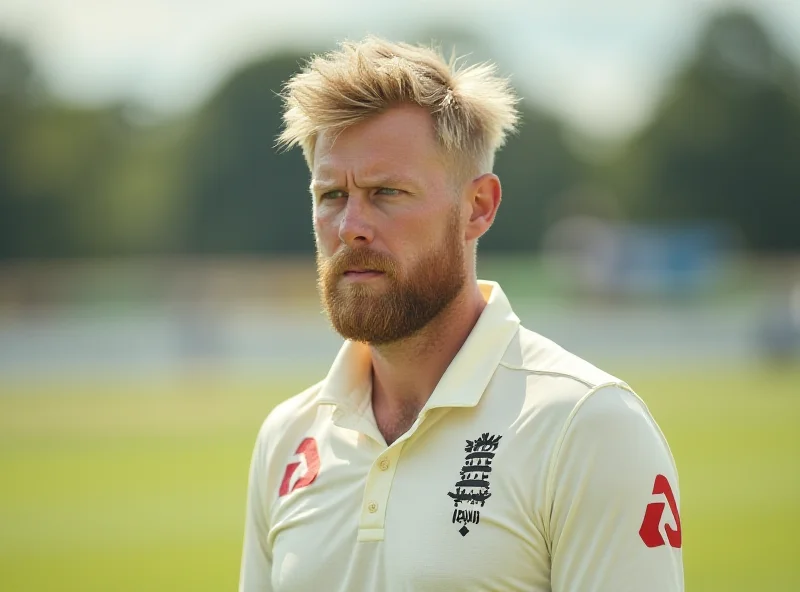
[278,437,320,497]
[639,474,682,548]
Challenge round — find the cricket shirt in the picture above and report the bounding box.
[239,281,684,591]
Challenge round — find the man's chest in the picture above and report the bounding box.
[267,415,552,591]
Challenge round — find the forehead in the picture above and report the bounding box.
[312,105,445,181]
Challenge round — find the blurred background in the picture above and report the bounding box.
[0,0,798,590]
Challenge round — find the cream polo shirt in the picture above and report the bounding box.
[240,281,684,592]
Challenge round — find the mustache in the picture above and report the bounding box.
[324,247,398,276]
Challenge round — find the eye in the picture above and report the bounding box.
[320,189,347,200]
[375,187,401,196]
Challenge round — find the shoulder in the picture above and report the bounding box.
[498,325,631,421]
[553,383,674,477]
[496,325,672,466]
[252,380,326,457]
[506,325,625,388]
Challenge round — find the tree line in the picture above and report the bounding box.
[1,9,798,260]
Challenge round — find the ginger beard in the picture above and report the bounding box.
[316,207,466,345]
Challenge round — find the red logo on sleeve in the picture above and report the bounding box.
[639,474,682,548]
[278,437,320,497]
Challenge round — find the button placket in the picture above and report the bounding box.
[358,442,404,537]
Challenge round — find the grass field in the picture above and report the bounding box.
[1,366,798,591]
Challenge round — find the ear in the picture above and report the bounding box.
[464,173,502,242]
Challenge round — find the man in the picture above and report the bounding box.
[240,37,683,591]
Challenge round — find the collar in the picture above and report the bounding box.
[316,280,521,411]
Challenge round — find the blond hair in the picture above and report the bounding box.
[278,36,520,179]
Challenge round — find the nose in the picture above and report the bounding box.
[338,196,374,246]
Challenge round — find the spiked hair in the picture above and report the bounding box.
[278,36,520,179]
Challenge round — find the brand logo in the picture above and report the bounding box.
[639,474,682,548]
[278,437,320,497]
[447,432,502,536]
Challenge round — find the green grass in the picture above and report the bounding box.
[1,367,798,591]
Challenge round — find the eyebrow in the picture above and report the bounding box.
[310,174,419,194]
[309,178,341,194]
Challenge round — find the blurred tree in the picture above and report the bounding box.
[16,12,797,259]
[612,9,800,251]
[0,37,54,258]
[10,104,131,256]
[179,53,312,254]
[87,112,188,255]
[0,35,183,259]
[485,106,585,251]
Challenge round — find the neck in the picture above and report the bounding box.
[369,280,487,422]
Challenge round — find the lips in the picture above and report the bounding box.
[340,267,387,282]
[343,269,384,277]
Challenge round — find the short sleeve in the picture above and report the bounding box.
[548,385,684,591]
[239,428,274,592]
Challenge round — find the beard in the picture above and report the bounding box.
[316,209,466,345]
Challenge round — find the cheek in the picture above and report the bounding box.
[397,234,433,270]
[313,210,338,250]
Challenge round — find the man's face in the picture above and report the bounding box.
[311,105,467,345]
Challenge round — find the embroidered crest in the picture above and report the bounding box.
[447,432,502,536]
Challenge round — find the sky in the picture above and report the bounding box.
[1,0,798,139]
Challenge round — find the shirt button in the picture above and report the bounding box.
[367,502,378,513]
[379,458,390,471]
